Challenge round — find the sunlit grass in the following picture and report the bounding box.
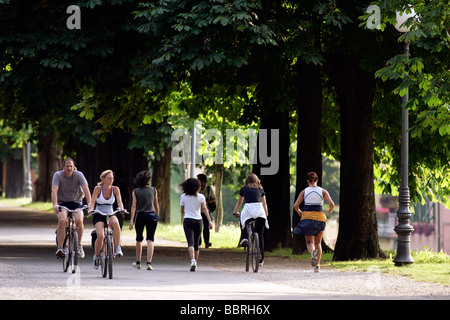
[0,197,53,212]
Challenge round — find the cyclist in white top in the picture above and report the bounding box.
[89,170,125,268]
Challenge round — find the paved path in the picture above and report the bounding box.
[0,206,449,303]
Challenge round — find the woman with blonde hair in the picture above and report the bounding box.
[232,173,269,266]
[89,170,125,269]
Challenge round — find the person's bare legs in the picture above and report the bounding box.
[147,240,154,263]
[314,232,324,265]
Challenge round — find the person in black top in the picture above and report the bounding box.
[129,171,159,270]
[232,173,269,265]
[197,173,216,248]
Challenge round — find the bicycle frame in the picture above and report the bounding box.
[59,205,86,273]
[90,209,124,279]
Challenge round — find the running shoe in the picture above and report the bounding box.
[147,263,153,271]
[132,262,141,269]
[190,259,197,272]
[56,247,65,258]
[239,238,248,247]
[77,245,85,259]
[311,249,319,267]
[114,246,123,258]
[92,255,99,270]
[314,265,320,273]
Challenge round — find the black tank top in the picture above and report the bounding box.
[134,187,156,212]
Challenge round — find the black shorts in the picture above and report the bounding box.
[92,213,116,226]
[58,202,83,212]
[135,211,159,242]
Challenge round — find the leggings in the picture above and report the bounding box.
[183,218,203,251]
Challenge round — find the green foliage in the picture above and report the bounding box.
[134,0,278,89]
[369,0,450,207]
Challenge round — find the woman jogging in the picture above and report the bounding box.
[293,172,335,272]
[180,178,213,271]
[129,171,159,270]
[232,173,269,266]
[89,170,125,269]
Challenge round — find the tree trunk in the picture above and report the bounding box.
[33,132,62,202]
[5,153,25,198]
[152,147,172,223]
[254,109,292,251]
[292,61,324,254]
[214,164,224,232]
[325,55,385,260]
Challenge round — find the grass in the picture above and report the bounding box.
[269,247,450,286]
[121,220,242,249]
[0,197,53,212]
[2,198,449,285]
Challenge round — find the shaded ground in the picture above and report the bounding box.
[0,206,449,299]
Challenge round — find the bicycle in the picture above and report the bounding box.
[57,205,88,273]
[234,213,260,273]
[90,208,126,279]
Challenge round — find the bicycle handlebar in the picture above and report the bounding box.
[59,205,88,213]
[89,209,127,216]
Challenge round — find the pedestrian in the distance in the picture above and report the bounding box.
[197,173,216,248]
[292,172,335,272]
[180,178,213,271]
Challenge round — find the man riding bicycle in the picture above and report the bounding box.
[52,157,92,259]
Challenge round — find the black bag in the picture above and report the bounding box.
[206,185,216,212]
[208,201,216,213]
[91,230,97,249]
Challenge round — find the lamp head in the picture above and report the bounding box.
[394,7,416,33]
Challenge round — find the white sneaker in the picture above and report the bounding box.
[190,259,197,272]
[114,246,123,258]
[77,245,85,259]
[56,247,65,258]
[314,265,320,273]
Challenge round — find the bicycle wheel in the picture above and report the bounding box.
[245,224,252,272]
[251,232,260,273]
[100,238,107,278]
[106,234,113,279]
[62,234,70,272]
[71,230,78,273]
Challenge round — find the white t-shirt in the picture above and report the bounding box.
[180,193,205,220]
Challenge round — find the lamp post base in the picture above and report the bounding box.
[394,187,415,266]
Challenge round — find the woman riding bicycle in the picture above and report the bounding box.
[232,173,269,266]
[89,170,125,269]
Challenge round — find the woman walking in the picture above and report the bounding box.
[293,172,335,272]
[232,173,269,266]
[129,171,159,270]
[180,178,213,271]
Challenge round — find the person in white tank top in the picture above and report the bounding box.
[88,170,125,268]
[293,172,335,272]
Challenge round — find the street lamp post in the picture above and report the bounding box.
[393,8,416,266]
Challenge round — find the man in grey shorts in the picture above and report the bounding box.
[52,157,92,259]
